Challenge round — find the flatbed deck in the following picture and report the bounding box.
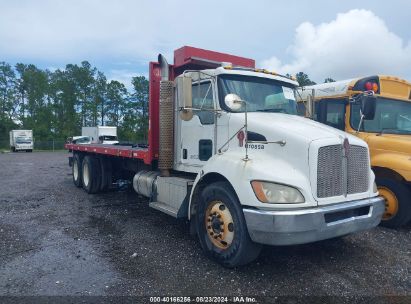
[65,143,153,164]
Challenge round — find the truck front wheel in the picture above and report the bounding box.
[377,178,411,228]
[196,182,262,267]
[82,156,101,194]
[72,154,83,187]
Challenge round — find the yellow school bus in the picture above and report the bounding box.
[298,75,411,227]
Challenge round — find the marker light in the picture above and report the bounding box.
[365,82,373,91]
[221,62,232,69]
[365,81,379,92]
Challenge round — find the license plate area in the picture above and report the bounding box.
[324,206,370,224]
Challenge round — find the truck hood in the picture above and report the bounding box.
[230,112,355,143]
[226,112,369,205]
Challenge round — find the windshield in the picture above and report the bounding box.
[218,74,298,114]
[351,97,411,134]
[16,137,32,144]
[99,135,117,141]
[73,136,90,144]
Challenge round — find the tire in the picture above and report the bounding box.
[196,181,262,267]
[81,155,101,194]
[99,157,113,192]
[72,154,83,187]
[377,178,411,228]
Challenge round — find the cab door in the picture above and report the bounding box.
[178,79,216,173]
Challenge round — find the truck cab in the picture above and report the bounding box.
[9,130,33,152]
[172,65,384,242]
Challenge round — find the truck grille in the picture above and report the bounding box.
[347,145,369,194]
[317,144,368,198]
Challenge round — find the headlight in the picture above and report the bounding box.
[251,181,305,204]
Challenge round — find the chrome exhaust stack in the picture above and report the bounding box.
[158,54,173,177]
[158,54,169,81]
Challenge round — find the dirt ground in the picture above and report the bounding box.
[0,152,410,302]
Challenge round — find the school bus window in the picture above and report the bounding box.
[351,98,411,134]
[318,99,346,131]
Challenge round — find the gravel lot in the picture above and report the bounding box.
[0,152,410,300]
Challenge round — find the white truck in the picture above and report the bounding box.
[66,46,385,267]
[81,126,119,144]
[10,130,33,152]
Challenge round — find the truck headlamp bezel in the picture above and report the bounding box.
[251,181,305,204]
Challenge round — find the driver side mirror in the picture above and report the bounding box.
[360,95,376,120]
[224,94,244,111]
[177,76,193,121]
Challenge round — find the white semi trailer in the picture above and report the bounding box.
[66,46,385,267]
[10,130,33,152]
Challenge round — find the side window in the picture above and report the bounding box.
[297,102,306,116]
[318,99,346,131]
[351,103,361,130]
[192,81,214,125]
[313,102,320,121]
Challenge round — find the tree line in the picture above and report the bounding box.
[294,72,335,86]
[0,61,149,144]
[0,61,334,146]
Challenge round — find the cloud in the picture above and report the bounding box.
[0,0,265,64]
[107,69,147,90]
[261,9,411,82]
[1,2,411,86]
[0,0,161,62]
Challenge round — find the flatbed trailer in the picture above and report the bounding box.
[66,143,148,160]
[65,46,384,267]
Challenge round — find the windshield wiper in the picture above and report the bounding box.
[256,109,287,113]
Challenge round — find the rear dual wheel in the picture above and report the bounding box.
[99,157,113,192]
[82,156,101,194]
[196,182,262,268]
[72,154,111,193]
[72,154,83,187]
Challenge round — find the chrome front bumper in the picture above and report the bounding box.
[243,196,385,246]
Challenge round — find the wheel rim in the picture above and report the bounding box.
[378,186,399,220]
[73,160,79,181]
[205,201,234,250]
[83,162,90,187]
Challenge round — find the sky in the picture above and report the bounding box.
[1,0,411,87]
